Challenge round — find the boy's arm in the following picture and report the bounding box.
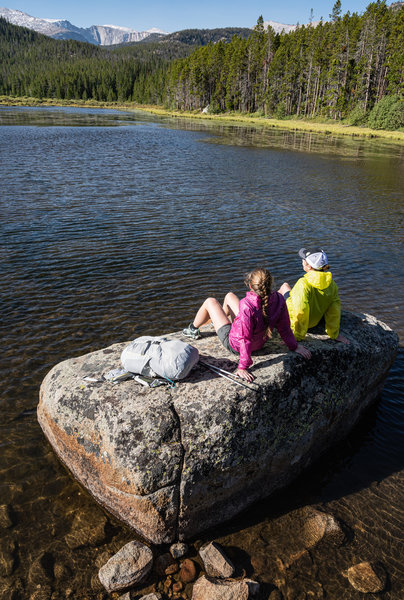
[286,278,310,341]
[324,284,341,339]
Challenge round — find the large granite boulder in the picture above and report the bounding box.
[37,311,398,544]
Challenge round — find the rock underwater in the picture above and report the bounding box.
[37,311,398,544]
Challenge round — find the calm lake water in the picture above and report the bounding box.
[0,106,403,599]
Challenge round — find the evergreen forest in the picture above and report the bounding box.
[1,1,403,128]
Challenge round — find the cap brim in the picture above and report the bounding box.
[298,248,307,259]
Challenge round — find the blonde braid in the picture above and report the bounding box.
[245,268,273,336]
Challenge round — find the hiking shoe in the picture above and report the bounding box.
[182,323,201,340]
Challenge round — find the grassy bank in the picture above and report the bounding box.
[0,96,124,110]
[135,106,404,142]
[1,96,403,143]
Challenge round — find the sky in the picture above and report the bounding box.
[3,1,377,31]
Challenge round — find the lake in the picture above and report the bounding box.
[0,106,403,599]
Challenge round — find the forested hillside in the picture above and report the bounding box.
[141,27,253,46]
[1,1,403,127]
[168,1,403,125]
[0,18,255,103]
[0,17,195,103]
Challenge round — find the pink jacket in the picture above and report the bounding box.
[228,291,298,370]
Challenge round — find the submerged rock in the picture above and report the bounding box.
[38,311,398,544]
[302,509,346,548]
[192,575,259,599]
[345,561,387,593]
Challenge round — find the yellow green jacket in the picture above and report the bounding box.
[286,270,341,341]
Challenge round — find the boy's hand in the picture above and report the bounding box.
[294,343,311,359]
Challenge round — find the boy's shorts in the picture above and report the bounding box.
[217,324,239,355]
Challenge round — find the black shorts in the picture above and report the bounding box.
[217,324,239,355]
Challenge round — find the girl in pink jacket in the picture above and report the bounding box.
[183,268,311,382]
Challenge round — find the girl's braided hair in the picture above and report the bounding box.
[244,267,273,335]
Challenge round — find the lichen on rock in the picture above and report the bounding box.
[38,311,398,544]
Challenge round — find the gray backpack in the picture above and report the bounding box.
[121,336,199,381]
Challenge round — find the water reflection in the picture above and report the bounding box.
[139,111,404,159]
[0,106,141,127]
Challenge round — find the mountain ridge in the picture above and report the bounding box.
[0,7,167,45]
[0,7,302,46]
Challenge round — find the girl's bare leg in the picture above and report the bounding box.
[222,292,240,322]
[193,298,231,332]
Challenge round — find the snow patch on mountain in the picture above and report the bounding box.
[263,20,297,34]
[262,19,321,34]
[0,7,318,45]
[0,7,168,45]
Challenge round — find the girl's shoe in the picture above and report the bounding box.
[182,323,201,340]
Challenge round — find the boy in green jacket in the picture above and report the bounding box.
[279,247,349,344]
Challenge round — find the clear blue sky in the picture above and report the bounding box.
[4,1,377,31]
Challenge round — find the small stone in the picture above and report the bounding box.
[98,540,153,592]
[170,543,189,560]
[179,558,197,583]
[163,575,173,591]
[173,582,183,592]
[346,561,386,593]
[165,562,179,575]
[199,542,235,578]
[139,594,162,600]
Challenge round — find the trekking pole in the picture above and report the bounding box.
[199,360,259,391]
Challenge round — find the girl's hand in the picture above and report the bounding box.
[236,368,255,382]
[294,343,311,359]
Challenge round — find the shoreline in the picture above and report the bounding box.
[1,96,404,143]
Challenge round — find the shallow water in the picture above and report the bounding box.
[0,106,403,599]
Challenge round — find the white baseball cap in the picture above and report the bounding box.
[298,247,328,270]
